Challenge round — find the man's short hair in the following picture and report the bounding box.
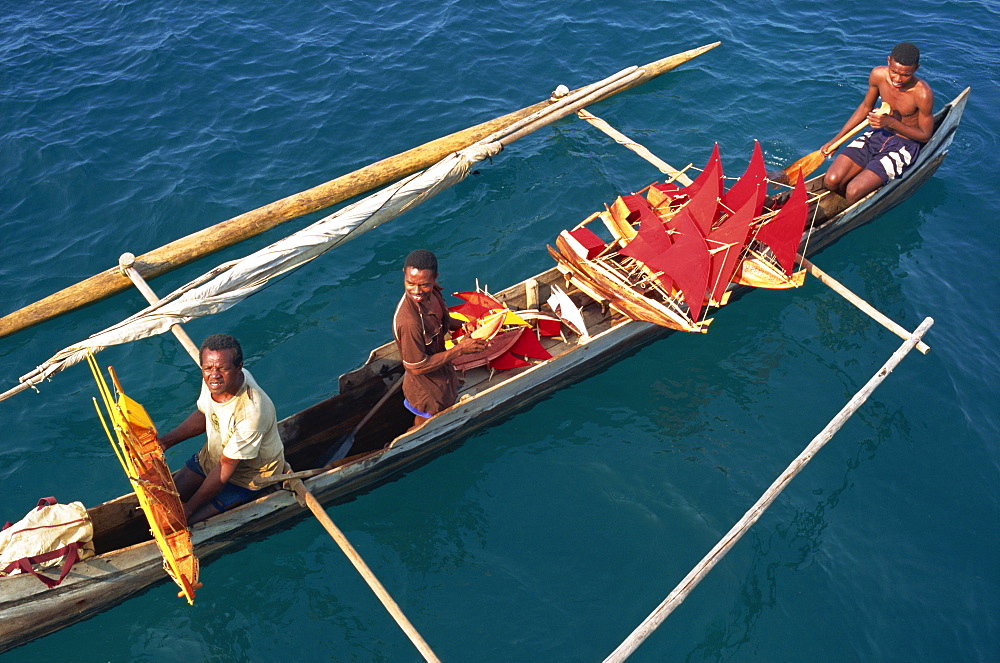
[890,42,920,66]
[404,249,438,275]
[200,333,243,366]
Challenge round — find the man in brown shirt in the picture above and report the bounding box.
[822,42,934,204]
[392,250,487,429]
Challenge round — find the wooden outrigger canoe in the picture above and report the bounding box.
[0,87,968,653]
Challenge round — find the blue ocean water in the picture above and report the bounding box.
[1,1,997,661]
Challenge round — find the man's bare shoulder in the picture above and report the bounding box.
[899,76,934,115]
[912,77,933,104]
[866,65,885,87]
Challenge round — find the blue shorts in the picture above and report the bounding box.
[403,398,432,419]
[185,454,258,512]
[842,129,922,185]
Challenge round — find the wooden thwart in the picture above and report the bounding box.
[603,317,934,662]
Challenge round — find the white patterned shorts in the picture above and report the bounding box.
[843,129,922,185]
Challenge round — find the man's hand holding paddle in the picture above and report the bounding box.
[781,102,890,184]
[819,101,891,159]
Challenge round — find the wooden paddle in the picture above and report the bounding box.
[319,377,403,466]
[605,317,934,662]
[782,102,891,184]
[250,376,405,489]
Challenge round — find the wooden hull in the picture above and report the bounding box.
[548,235,710,333]
[731,258,806,289]
[0,88,968,654]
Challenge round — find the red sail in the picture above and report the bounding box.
[650,143,723,213]
[619,220,670,250]
[567,226,607,259]
[453,290,502,310]
[682,160,723,235]
[450,290,503,321]
[618,193,663,230]
[449,301,490,320]
[683,143,724,202]
[659,209,712,321]
[619,207,675,290]
[706,195,755,303]
[721,140,767,218]
[621,206,711,321]
[755,174,808,276]
[677,144,723,236]
[535,317,562,337]
[488,352,531,370]
[508,327,553,360]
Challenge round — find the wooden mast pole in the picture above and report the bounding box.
[118,254,442,663]
[603,317,934,662]
[0,42,719,339]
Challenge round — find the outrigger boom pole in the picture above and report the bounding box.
[0,43,720,339]
[604,317,934,662]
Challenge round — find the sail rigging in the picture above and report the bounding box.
[551,142,818,331]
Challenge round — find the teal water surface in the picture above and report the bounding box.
[1,1,997,661]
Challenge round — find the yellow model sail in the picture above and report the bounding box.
[88,354,200,603]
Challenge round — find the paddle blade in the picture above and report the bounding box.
[319,433,355,466]
[782,150,824,184]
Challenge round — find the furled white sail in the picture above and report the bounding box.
[3,60,650,402]
[3,142,501,401]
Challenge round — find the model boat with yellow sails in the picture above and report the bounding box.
[88,355,201,604]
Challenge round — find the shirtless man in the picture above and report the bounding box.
[392,250,487,430]
[822,43,934,204]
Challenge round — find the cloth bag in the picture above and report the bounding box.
[0,497,96,588]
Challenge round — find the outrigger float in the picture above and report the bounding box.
[0,60,968,652]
